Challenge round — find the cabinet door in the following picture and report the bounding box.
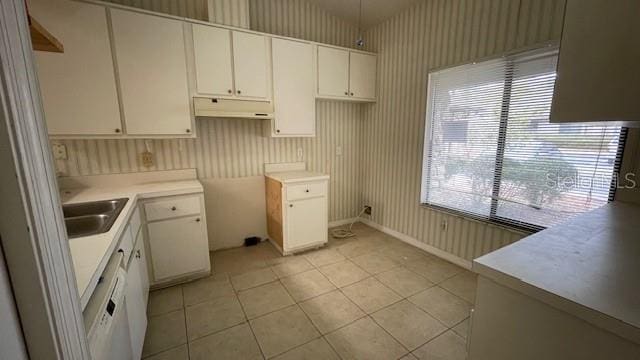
[349,52,377,100]
[30,0,122,135]
[125,256,146,360]
[192,24,234,96]
[147,216,208,281]
[111,9,192,135]
[550,0,640,123]
[317,46,350,97]
[232,31,269,99]
[286,197,327,251]
[272,38,316,136]
[134,230,149,306]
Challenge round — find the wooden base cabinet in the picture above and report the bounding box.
[142,193,210,287]
[266,176,328,255]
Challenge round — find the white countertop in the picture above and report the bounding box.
[62,179,203,309]
[265,171,329,184]
[473,201,640,344]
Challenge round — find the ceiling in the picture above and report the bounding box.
[306,0,420,29]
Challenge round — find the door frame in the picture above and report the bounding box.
[0,0,89,358]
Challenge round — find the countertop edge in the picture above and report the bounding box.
[473,255,640,345]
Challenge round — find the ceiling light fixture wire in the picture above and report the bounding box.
[356,0,364,47]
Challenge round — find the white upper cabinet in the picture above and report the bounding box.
[272,38,316,137]
[550,0,640,123]
[111,9,193,136]
[317,46,350,97]
[232,32,269,99]
[317,46,377,101]
[30,0,122,136]
[349,52,377,100]
[192,25,270,100]
[192,24,234,96]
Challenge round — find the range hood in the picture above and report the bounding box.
[194,97,274,119]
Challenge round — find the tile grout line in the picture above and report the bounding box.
[228,273,268,360]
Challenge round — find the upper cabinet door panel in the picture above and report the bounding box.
[317,46,349,97]
[349,52,377,100]
[550,0,640,123]
[272,38,315,136]
[192,24,234,96]
[232,31,269,99]
[30,0,122,135]
[111,9,192,135]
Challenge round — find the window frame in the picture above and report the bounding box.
[420,49,628,233]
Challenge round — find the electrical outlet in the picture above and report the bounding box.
[364,205,372,215]
[296,147,304,161]
[141,150,154,168]
[52,143,67,160]
[441,219,448,232]
[336,145,343,156]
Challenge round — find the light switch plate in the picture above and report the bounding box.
[336,145,343,156]
[296,148,304,161]
[52,143,67,160]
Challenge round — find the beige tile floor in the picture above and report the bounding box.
[142,223,477,360]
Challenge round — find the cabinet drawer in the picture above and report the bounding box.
[144,195,200,221]
[286,182,327,201]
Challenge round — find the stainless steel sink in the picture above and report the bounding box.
[63,198,128,239]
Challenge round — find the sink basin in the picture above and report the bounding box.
[65,215,110,238]
[63,198,128,238]
[63,199,123,218]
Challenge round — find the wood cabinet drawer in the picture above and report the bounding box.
[286,182,327,201]
[144,195,200,221]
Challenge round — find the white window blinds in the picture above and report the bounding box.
[421,49,625,230]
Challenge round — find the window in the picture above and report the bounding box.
[421,49,625,231]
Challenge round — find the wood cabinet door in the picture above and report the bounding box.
[147,216,208,281]
[317,46,350,97]
[192,24,234,96]
[30,0,122,135]
[285,197,327,251]
[125,255,146,360]
[232,31,269,99]
[349,52,377,100]
[272,38,316,136]
[111,9,192,136]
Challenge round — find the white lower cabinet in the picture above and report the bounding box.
[143,193,210,285]
[122,209,148,360]
[266,176,328,255]
[286,196,327,251]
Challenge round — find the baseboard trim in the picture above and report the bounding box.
[359,218,472,270]
[329,217,358,227]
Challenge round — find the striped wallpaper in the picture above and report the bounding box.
[359,0,567,261]
[53,0,364,223]
[56,0,634,262]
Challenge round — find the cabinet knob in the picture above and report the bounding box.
[350,92,354,96]
[289,204,293,208]
[196,218,201,222]
[276,129,280,133]
[344,91,349,95]
[115,128,121,133]
[135,250,141,259]
[186,129,191,133]
[171,206,177,211]
[237,90,242,94]
[227,89,232,94]
[305,189,309,193]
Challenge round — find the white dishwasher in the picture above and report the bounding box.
[83,252,132,360]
